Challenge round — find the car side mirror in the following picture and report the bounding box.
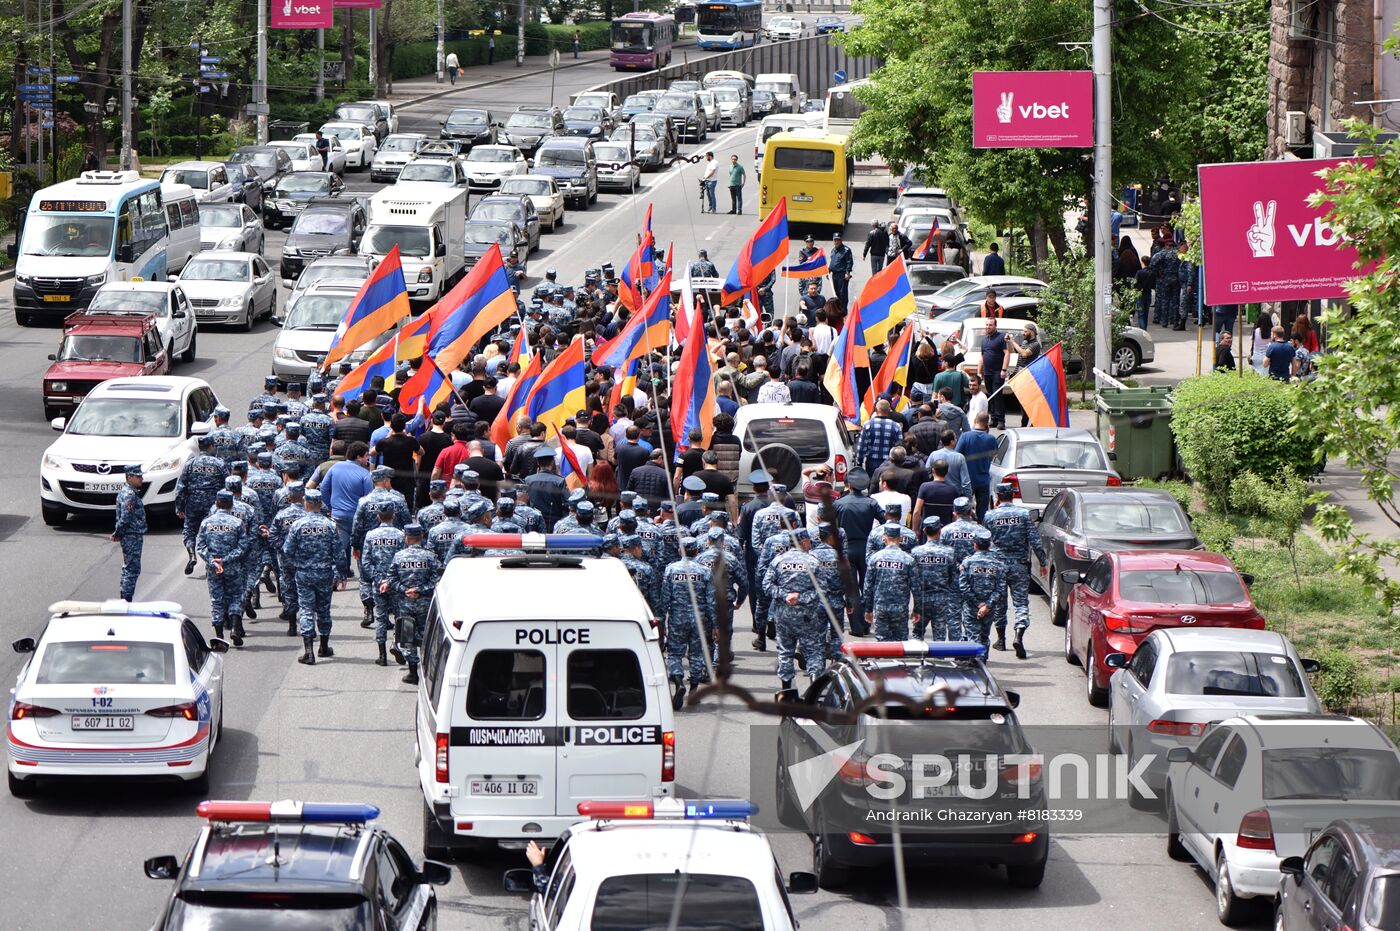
[775,687,799,703]
[118,244,135,263]
[438,119,446,125]
[144,855,180,880]
[420,861,453,886]
[1060,570,1082,585]
[1003,689,1021,709]
[270,314,282,327]
[1279,856,1305,878]
[1166,747,1191,764]
[208,638,230,654]
[190,421,212,436]
[168,275,179,283]
[502,868,536,894]
[1106,451,1117,461]
[12,637,36,654]
[1240,572,1255,587]
[435,239,446,257]
[1301,658,1321,674]
[47,353,56,361]
[50,417,66,431]
[787,871,818,894]
[173,308,186,319]
[1103,652,1128,669]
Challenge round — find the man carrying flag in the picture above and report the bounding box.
[1005,342,1070,428]
[322,245,411,370]
[861,322,914,422]
[823,303,866,424]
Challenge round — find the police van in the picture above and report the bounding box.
[414,534,676,858]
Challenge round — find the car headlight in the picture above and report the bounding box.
[274,346,299,361]
[263,179,277,190]
[85,272,107,287]
[417,268,433,283]
[146,453,184,473]
[218,294,243,307]
[48,381,68,392]
[15,273,32,286]
[42,452,65,469]
[284,246,300,257]
[218,235,243,249]
[345,349,371,363]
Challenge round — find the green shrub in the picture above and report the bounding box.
[1170,372,1321,510]
[1312,648,1372,711]
[1135,478,1194,515]
[1191,513,1235,556]
[389,36,522,79]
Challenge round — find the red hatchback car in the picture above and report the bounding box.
[1062,550,1265,707]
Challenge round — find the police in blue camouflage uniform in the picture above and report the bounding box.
[236,408,267,452]
[697,526,747,662]
[864,523,916,642]
[606,492,640,533]
[491,496,524,533]
[688,493,725,536]
[224,474,264,622]
[176,435,228,574]
[957,529,1006,647]
[247,451,283,599]
[269,482,306,632]
[272,422,315,481]
[911,516,959,640]
[982,482,1047,657]
[621,533,660,616]
[750,484,793,552]
[601,533,622,558]
[452,468,489,516]
[765,528,825,689]
[208,406,245,467]
[513,485,544,533]
[939,497,982,567]
[812,521,847,661]
[351,466,412,626]
[657,536,716,708]
[553,489,588,534]
[283,488,339,665]
[360,508,406,667]
[250,374,282,412]
[429,499,470,564]
[652,502,682,573]
[282,382,309,421]
[865,502,918,558]
[111,464,146,601]
[383,523,443,685]
[701,512,743,564]
[752,510,799,650]
[196,490,248,644]
[415,480,449,533]
[299,393,334,464]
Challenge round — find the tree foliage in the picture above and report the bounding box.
[1032,248,1125,391]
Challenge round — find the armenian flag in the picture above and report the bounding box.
[322,245,410,369]
[592,271,671,368]
[720,198,790,305]
[670,302,718,454]
[422,243,517,376]
[395,356,455,413]
[854,253,917,350]
[558,439,587,490]
[823,304,866,425]
[490,351,544,450]
[608,357,639,421]
[914,226,945,263]
[860,322,914,422]
[618,232,653,313]
[781,248,828,279]
[522,335,587,440]
[394,314,430,367]
[333,338,398,402]
[1007,342,1070,428]
[507,323,531,368]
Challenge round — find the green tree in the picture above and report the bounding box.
[1031,249,1125,395]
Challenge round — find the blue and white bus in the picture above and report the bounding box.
[695,0,763,49]
[13,170,170,326]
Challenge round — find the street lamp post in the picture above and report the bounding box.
[1092,0,1114,382]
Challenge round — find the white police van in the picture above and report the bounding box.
[414,534,676,858]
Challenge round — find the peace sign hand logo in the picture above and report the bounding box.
[997,92,1013,124]
[1246,199,1276,258]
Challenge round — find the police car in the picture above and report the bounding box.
[414,534,676,858]
[143,801,451,930]
[7,600,227,798]
[774,641,1050,889]
[502,798,815,930]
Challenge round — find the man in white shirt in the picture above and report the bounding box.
[871,473,912,527]
[445,50,460,84]
[756,376,791,405]
[810,307,836,355]
[967,373,989,423]
[556,426,593,477]
[700,152,718,214]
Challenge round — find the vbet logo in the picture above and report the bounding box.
[270,0,331,28]
[994,92,1073,125]
[973,71,1093,148]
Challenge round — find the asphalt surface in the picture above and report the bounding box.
[0,41,1261,930]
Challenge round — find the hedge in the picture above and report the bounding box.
[389,21,610,80]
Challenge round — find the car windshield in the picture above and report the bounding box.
[1262,747,1400,800]
[507,112,551,129]
[615,126,657,141]
[90,289,167,316]
[1014,441,1106,470]
[399,162,455,183]
[761,122,802,142]
[901,193,951,212]
[297,263,369,289]
[756,81,789,95]
[753,90,774,103]
[182,258,249,282]
[337,105,376,120]
[66,398,182,437]
[623,95,653,109]
[58,334,142,363]
[291,209,348,235]
[165,895,371,930]
[199,205,243,227]
[1165,651,1306,697]
[535,147,586,167]
[473,202,521,223]
[21,215,115,258]
[594,144,630,162]
[1081,499,1189,535]
[285,294,353,329]
[381,136,421,152]
[1116,568,1246,605]
[575,94,610,108]
[467,148,513,163]
[565,107,603,121]
[36,641,177,685]
[161,169,209,189]
[501,178,552,196]
[671,81,701,92]
[235,151,277,171]
[714,87,740,102]
[364,226,430,257]
[322,126,359,141]
[909,266,965,292]
[590,874,763,930]
[277,174,330,194]
[446,110,488,128]
[224,163,253,183]
[935,277,996,301]
[656,94,693,113]
[465,224,513,245]
[743,417,829,460]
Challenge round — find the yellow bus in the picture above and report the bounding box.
[758,130,853,229]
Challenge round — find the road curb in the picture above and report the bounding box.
[0,268,13,282]
[390,55,609,109]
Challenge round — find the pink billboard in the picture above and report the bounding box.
[1198,158,1366,305]
[333,0,380,8]
[270,0,333,29]
[972,71,1093,148]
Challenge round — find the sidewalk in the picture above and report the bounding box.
[384,47,614,109]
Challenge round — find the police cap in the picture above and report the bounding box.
[790,528,811,544]
[463,470,481,486]
[496,496,515,511]
[620,533,642,549]
[770,482,788,495]
[429,479,448,493]
[921,515,943,532]
[995,482,1015,498]
[953,496,972,513]
[576,500,595,516]
[845,468,871,492]
[442,499,461,515]
[197,434,215,447]
[658,501,674,513]
[284,422,302,436]
[700,492,720,504]
[264,375,279,387]
[256,451,273,466]
[706,526,726,542]
[371,465,394,481]
[883,501,903,515]
[748,468,772,486]
[124,464,143,476]
[682,475,706,494]
[533,446,556,460]
[287,482,305,499]
[225,476,243,490]
[882,521,903,537]
[214,489,234,504]
[231,461,248,475]
[303,488,322,504]
[454,463,471,478]
[679,536,699,555]
[404,522,424,538]
[602,533,620,550]
[466,501,491,520]
[618,509,638,526]
[213,405,230,419]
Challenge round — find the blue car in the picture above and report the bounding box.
[814,15,846,33]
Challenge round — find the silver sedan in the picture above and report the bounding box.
[198,202,265,254]
[987,427,1120,518]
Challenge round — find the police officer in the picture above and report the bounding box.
[524,447,569,529]
[283,488,339,665]
[196,489,248,644]
[361,509,406,667]
[688,493,724,536]
[865,502,917,557]
[831,467,882,634]
[351,466,412,627]
[269,481,306,633]
[657,536,716,709]
[224,474,263,622]
[513,484,545,533]
[751,509,798,652]
[384,523,444,685]
[863,523,916,642]
[676,475,706,528]
[750,483,794,551]
[940,496,982,567]
[111,464,146,601]
[456,469,489,516]
[176,435,228,575]
[429,498,470,564]
[957,529,1006,646]
[911,516,959,640]
[283,381,309,420]
[300,393,335,465]
[982,482,1046,658]
[208,406,245,466]
[416,480,449,532]
[553,489,588,534]
[489,496,523,533]
[250,374,282,412]
[765,527,825,690]
[606,492,640,533]
[566,500,599,535]
[621,533,660,617]
[697,525,747,662]
[811,521,846,661]
[273,422,315,480]
[653,501,682,573]
[236,407,267,451]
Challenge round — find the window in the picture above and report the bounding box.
[772,146,835,172]
[566,649,645,719]
[545,849,574,926]
[1083,556,1112,595]
[1127,638,1157,686]
[1191,726,1231,770]
[1164,651,1306,697]
[1212,734,1247,788]
[1081,500,1190,536]
[1262,747,1400,800]
[1366,875,1400,928]
[422,604,451,709]
[374,839,411,914]
[166,203,182,229]
[1015,441,1107,470]
[1323,849,1358,912]
[1116,568,1246,605]
[590,874,764,930]
[466,650,546,720]
[1307,836,1343,888]
[181,621,210,672]
[742,417,829,460]
[37,641,177,685]
[179,199,199,227]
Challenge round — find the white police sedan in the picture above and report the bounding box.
[7,600,228,798]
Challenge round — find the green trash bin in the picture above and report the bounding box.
[1094,386,1175,480]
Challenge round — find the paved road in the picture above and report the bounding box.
[0,53,1259,931]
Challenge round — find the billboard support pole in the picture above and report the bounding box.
[1092,0,1113,383]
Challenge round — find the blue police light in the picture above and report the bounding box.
[842,641,988,659]
[924,641,988,658]
[197,801,381,823]
[461,533,605,552]
[684,799,758,819]
[300,802,381,823]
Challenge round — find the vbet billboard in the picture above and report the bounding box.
[270,0,333,29]
[1198,158,1368,306]
[972,71,1093,148]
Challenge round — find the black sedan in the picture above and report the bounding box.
[562,105,612,139]
[1033,487,1202,624]
[263,171,344,229]
[439,107,497,147]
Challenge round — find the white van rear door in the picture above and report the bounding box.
[452,622,557,818]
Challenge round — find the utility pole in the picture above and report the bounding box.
[1092,0,1114,381]
[369,8,377,90]
[120,0,132,169]
[435,0,444,83]
[316,29,324,101]
[516,0,525,66]
[256,0,268,142]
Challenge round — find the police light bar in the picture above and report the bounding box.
[461,532,604,552]
[578,798,758,820]
[196,800,381,823]
[48,599,184,618]
[841,641,988,659]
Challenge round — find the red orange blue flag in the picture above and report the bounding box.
[323,245,410,369]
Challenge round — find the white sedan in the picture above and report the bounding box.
[499,174,566,232]
[177,252,278,330]
[7,600,228,798]
[319,122,377,170]
[267,139,319,172]
[463,144,529,191]
[293,132,347,174]
[87,280,199,364]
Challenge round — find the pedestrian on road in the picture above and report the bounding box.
[659,536,717,707]
[886,220,912,263]
[384,523,443,685]
[197,490,248,645]
[727,154,746,214]
[911,516,958,639]
[981,241,1006,276]
[1008,325,1042,426]
[864,219,889,274]
[1214,331,1236,372]
[765,528,824,690]
[283,489,338,665]
[112,464,146,602]
[982,482,1046,657]
[956,528,1005,646]
[828,232,853,307]
[314,131,329,170]
[445,50,460,84]
[864,524,915,642]
[700,151,718,213]
[1133,256,1155,330]
[176,435,228,575]
[955,413,998,519]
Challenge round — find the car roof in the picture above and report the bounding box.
[474,145,518,155]
[1109,549,1237,572]
[89,375,210,398]
[306,254,374,269]
[165,161,217,171]
[842,654,1012,710]
[1329,818,1400,867]
[1156,627,1290,654]
[1005,427,1098,443]
[958,275,1046,288]
[39,602,189,642]
[188,823,372,894]
[64,313,156,336]
[734,401,844,423]
[301,279,363,295]
[1068,486,1176,504]
[564,822,774,879]
[189,251,257,261]
[94,280,174,294]
[1223,713,1394,751]
[301,196,355,210]
[539,136,590,149]
[504,174,555,184]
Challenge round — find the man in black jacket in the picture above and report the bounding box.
[862,220,889,274]
[828,232,854,307]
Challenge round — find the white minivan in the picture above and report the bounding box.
[754,73,803,113]
[416,542,676,858]
[159,182,201,274]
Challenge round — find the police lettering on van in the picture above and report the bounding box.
[515,627,591,645]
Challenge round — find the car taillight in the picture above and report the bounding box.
[1236,808,1274,851]
[833,454,847,483]
[1106,474,1122,486]
[146,702,197,720]
[1102,612,1149,634]
[1146,720,1208,738]
[1064,542,1097,561]
[10,702,60,720]
[1002,474,1021,497]
[661,730,675,782]
[761,184,767,204]
[435,732,449,784]
[847,832,877,845]
[1000,759,1043,788]
[837,755,870,787]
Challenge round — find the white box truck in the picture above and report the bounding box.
[363,186,466,307]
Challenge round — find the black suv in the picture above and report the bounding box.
[440,107,497,147]
[499,106,565,156]
[280,196,367,282]
[229,145,294,197]
[143,801,450,931]
[775,641,1050,890]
